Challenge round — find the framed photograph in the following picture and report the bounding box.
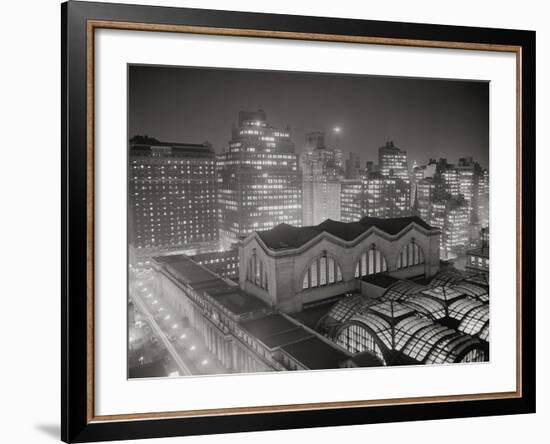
[62,1,536,442]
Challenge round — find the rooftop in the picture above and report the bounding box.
[257,216,435,250]
[130,135,213,155]
[348,351,385,367]
[154,255,268,317]
[362,274,400,289]
[239,314,313,349]
[281,336,350,370]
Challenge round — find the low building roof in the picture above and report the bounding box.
[239,314,313,349]
[240,313,297,338]
[257,216,435,250]
[281,336,350,370]
[154,255,268,317]
[362,274,400,289]
[348,351,384,367]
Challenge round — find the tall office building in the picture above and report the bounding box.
[344,152,362,179]
[478,169,490,228]
[128,135,218,256]
[362,171,411,218]
[217,110,302,249]
[457,156,490,226]
[410,164,426,206]
[429,197,470,260]
[414,177,436,222]
[300,131,344,225]
[378,141,409,181]
[362,172,384,217]
[441,167,460,198]
[340,179,363,222]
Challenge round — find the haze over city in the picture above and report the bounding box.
[129,65,489,168]
[127,64,490,380]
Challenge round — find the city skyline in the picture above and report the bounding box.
[127,65,490,379]
[129,65,489,169]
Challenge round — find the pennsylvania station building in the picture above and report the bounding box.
[152,216,489,373]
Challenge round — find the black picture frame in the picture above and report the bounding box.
[61,1,536,442]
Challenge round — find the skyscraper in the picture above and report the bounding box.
[217,110,302,249]
[378,141,409,181]
[344,152,362,179]
[429,197,470,260]
[362,171,411,218]
[414,177,436,222]
[340,179,363,222]
[128,135,218,256]
[441,167,460,198]
[478,169,490,228]
[300,131,344,225]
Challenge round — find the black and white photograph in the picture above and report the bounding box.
[127,65,490,378]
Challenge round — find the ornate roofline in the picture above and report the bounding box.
[244,221,440,258]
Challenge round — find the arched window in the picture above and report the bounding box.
[396,239,425,269]
[354,245,387,278]
[302,252,343,290]
[336,323,386,365]
[246,249,268,290]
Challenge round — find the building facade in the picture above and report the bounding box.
[239,216,441,313]
[128,135,218,256]
[414,178,436,222]
[188,248,240,280]
[345,152,362,179]
[362,172,411,218]
[151,255,355,373]
[300,131,344,225]
[429,197,470,260]
[378,140,409,181]
[340,179,363,223]
[217,110,302,249]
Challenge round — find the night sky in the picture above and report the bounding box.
[129,65,489,169]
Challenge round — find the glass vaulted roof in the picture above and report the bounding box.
[326,294,366,323]
[421,286,464,302]
[452,282,489,303]
[424,334,479,364]
[382,280,427,301]
[401,296,446,320]
[368,301,415,319]
[448,298,484,321]
[458,304,489,337]
[479,322,490,342]
[393,316,433,350]
[430,270,466,287]
[349,311,393,348]
[402,324,456,361]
